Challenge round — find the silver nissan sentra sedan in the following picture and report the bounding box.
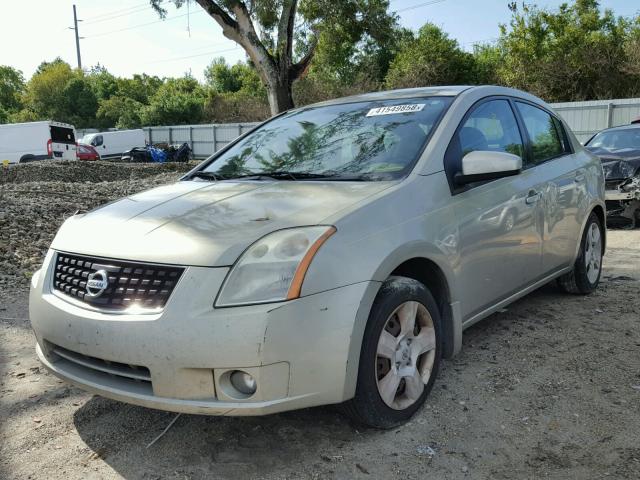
[30,86,605,428]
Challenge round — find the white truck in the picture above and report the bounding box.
[0,121,77,164]
[80,129,146,159]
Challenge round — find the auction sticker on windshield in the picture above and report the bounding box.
[366,104,425,117]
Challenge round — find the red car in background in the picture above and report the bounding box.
[77,143,100,161]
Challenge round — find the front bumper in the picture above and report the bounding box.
[30,251,377,415]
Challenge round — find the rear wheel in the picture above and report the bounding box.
[558,212,603,294]
[343,276,441,428]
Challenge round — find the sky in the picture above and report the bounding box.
[1,0,638,82]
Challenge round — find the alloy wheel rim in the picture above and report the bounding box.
[375,301,436,410]
[584,222,602,284]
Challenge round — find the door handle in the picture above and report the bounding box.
[525,191,542,205]
[575,173,585,182]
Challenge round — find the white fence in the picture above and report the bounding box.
[77,123,259,159]
[76,97,640,156]
[144,123,258,158]
[550,98,640,143]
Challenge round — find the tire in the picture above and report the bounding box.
[343,276,442,429]
[557,212,603,294]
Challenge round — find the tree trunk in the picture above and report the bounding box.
[192,0,313,115]
[266,80,295,115]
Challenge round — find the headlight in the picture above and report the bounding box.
[215,226,336,307]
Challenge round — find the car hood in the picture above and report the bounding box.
[586,146,640,180]
[51,180,392,267]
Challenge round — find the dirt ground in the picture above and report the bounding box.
[1,163,639,479]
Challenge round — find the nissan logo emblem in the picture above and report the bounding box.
[86,269,109,297]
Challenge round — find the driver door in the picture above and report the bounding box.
[448,98,545,321]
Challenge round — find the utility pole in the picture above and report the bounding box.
[70,4,82,69]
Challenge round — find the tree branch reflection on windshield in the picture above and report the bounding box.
[201,97,451,180]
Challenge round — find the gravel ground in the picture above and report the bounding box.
[0,161,196,288]
[1,162,639,479]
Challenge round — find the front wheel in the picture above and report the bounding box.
[343,276,441,428]
[558,212,603,294]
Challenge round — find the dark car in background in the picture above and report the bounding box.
[585,124,640,228]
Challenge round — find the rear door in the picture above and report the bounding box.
[513,102,581,274]
[447,98,545,320]
[50,124,76,160]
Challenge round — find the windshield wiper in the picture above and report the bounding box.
[204,171,341,181]
[190,170,381,182]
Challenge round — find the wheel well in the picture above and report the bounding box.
[390,258,455,358]
[592,205,606,251]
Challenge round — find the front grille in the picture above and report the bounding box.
[53,252,184,311]
[51,343,151,383]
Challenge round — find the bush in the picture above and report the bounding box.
[203,91,270,123]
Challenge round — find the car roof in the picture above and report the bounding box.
[594,124,640,134]
[303,85,546,109]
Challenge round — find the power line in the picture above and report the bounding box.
[81,1,151,21]
[395,0,449,13]
[84,10,205,39]
[145,46,241,64]
[83,5,152,26]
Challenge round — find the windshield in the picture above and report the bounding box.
[587,128,640,150]
[199,96,452,180]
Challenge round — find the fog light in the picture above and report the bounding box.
[230,370,257,395]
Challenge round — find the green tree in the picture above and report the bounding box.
[97,95,144,129]
[141,75,206,125]
[20,59,76,122]
[472,43,502,85]
[152,0,396,114]
[86,65,119,102]
[116,73,164,104]
[0,65,25,116]
[205,57,266,95]
[205,57,243,93]
[385,23,476,89]
[497,0,640,101]
[301,9,403,86]
[62,76,99,128]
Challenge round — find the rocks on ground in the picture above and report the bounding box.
[0,161,196,287]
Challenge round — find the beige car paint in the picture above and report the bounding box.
[30,86,605,416]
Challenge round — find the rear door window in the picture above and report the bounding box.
[515,102,565,166]
[50,126,75,144]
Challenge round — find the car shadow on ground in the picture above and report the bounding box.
[72,397,371,479]
[68,286,561,479]
[68,278,631,479]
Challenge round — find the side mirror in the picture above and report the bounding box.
[455,150,522,185]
